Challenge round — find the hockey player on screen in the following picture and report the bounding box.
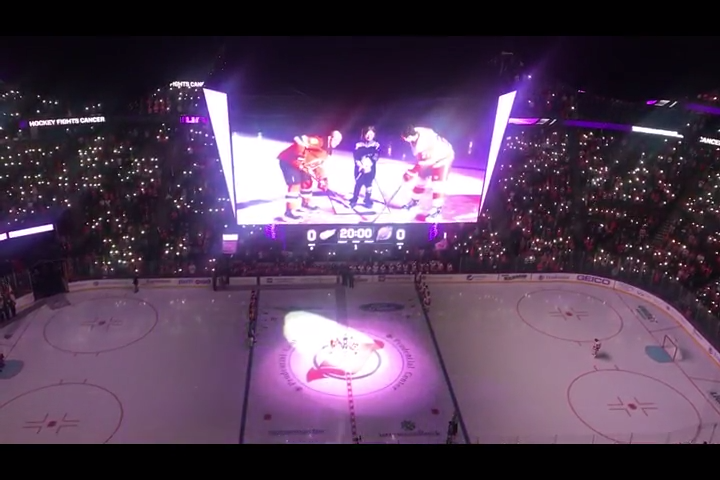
[592,339,601,358]
[400,125,455,221]
[350,126,380,209]
[277,131,343,220]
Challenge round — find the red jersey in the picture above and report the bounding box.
[278,135,328,169]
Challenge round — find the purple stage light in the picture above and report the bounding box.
[686,103,720,116]
[428,224,439,241]
[564,120,631,132]
[180,115,209,124]
[508,118,540,125]
[265,225,277,240]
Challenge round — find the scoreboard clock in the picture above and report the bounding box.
[305,225,407,245]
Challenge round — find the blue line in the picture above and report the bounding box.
[415,288,471,444]
[238,289,259,444]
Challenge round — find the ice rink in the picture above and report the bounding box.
[2,279,720,443]
[0,288,251,444]
[429,280,720,443]
[242,284,456,443]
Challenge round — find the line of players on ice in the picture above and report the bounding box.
[415,273,432,310]
[277,125,455,222]
[247,290,259,346]
[349,260,452,275]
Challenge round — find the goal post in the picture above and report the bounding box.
[662,335,682,361]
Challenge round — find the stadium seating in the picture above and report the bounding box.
[2,82,720,351]
[0,83,229,282]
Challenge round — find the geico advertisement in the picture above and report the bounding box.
[26,116,106,128]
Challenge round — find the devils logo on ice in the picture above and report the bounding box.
[280,328,418,397]
[306,335,385,382]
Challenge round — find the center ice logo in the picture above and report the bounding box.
[279,328,417,397]
[306,336,385,382]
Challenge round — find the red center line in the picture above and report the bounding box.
[345,350,359,442]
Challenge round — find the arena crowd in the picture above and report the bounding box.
[1,82,720,350]
[0,82,229,288]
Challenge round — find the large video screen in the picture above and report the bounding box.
[205,90,516,225]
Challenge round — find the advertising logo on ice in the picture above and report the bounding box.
[378,420,441,440]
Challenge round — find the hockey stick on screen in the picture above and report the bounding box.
[367,180,402,224]
[384,182,405,209]
[305,170,371,222]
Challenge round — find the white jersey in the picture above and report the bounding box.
[410,127,454,166]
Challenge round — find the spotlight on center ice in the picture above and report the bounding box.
[283,311,340,356]
[283,310,373,364]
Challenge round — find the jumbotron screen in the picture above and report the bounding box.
[204,89,516,226]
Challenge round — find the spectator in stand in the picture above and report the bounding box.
[487,128,575,272]
[464,87,720,322]
[6,79,720,349]
[0,83,230,283]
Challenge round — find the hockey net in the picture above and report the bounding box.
[662,335,682,361]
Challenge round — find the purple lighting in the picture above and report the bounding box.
[428,224,439,241]
[180,115,208,124]
[646,100,658,105]
[265,225,277,240]
[686,103,720,116]
[564,120,631,132]
[508,118,540,125]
